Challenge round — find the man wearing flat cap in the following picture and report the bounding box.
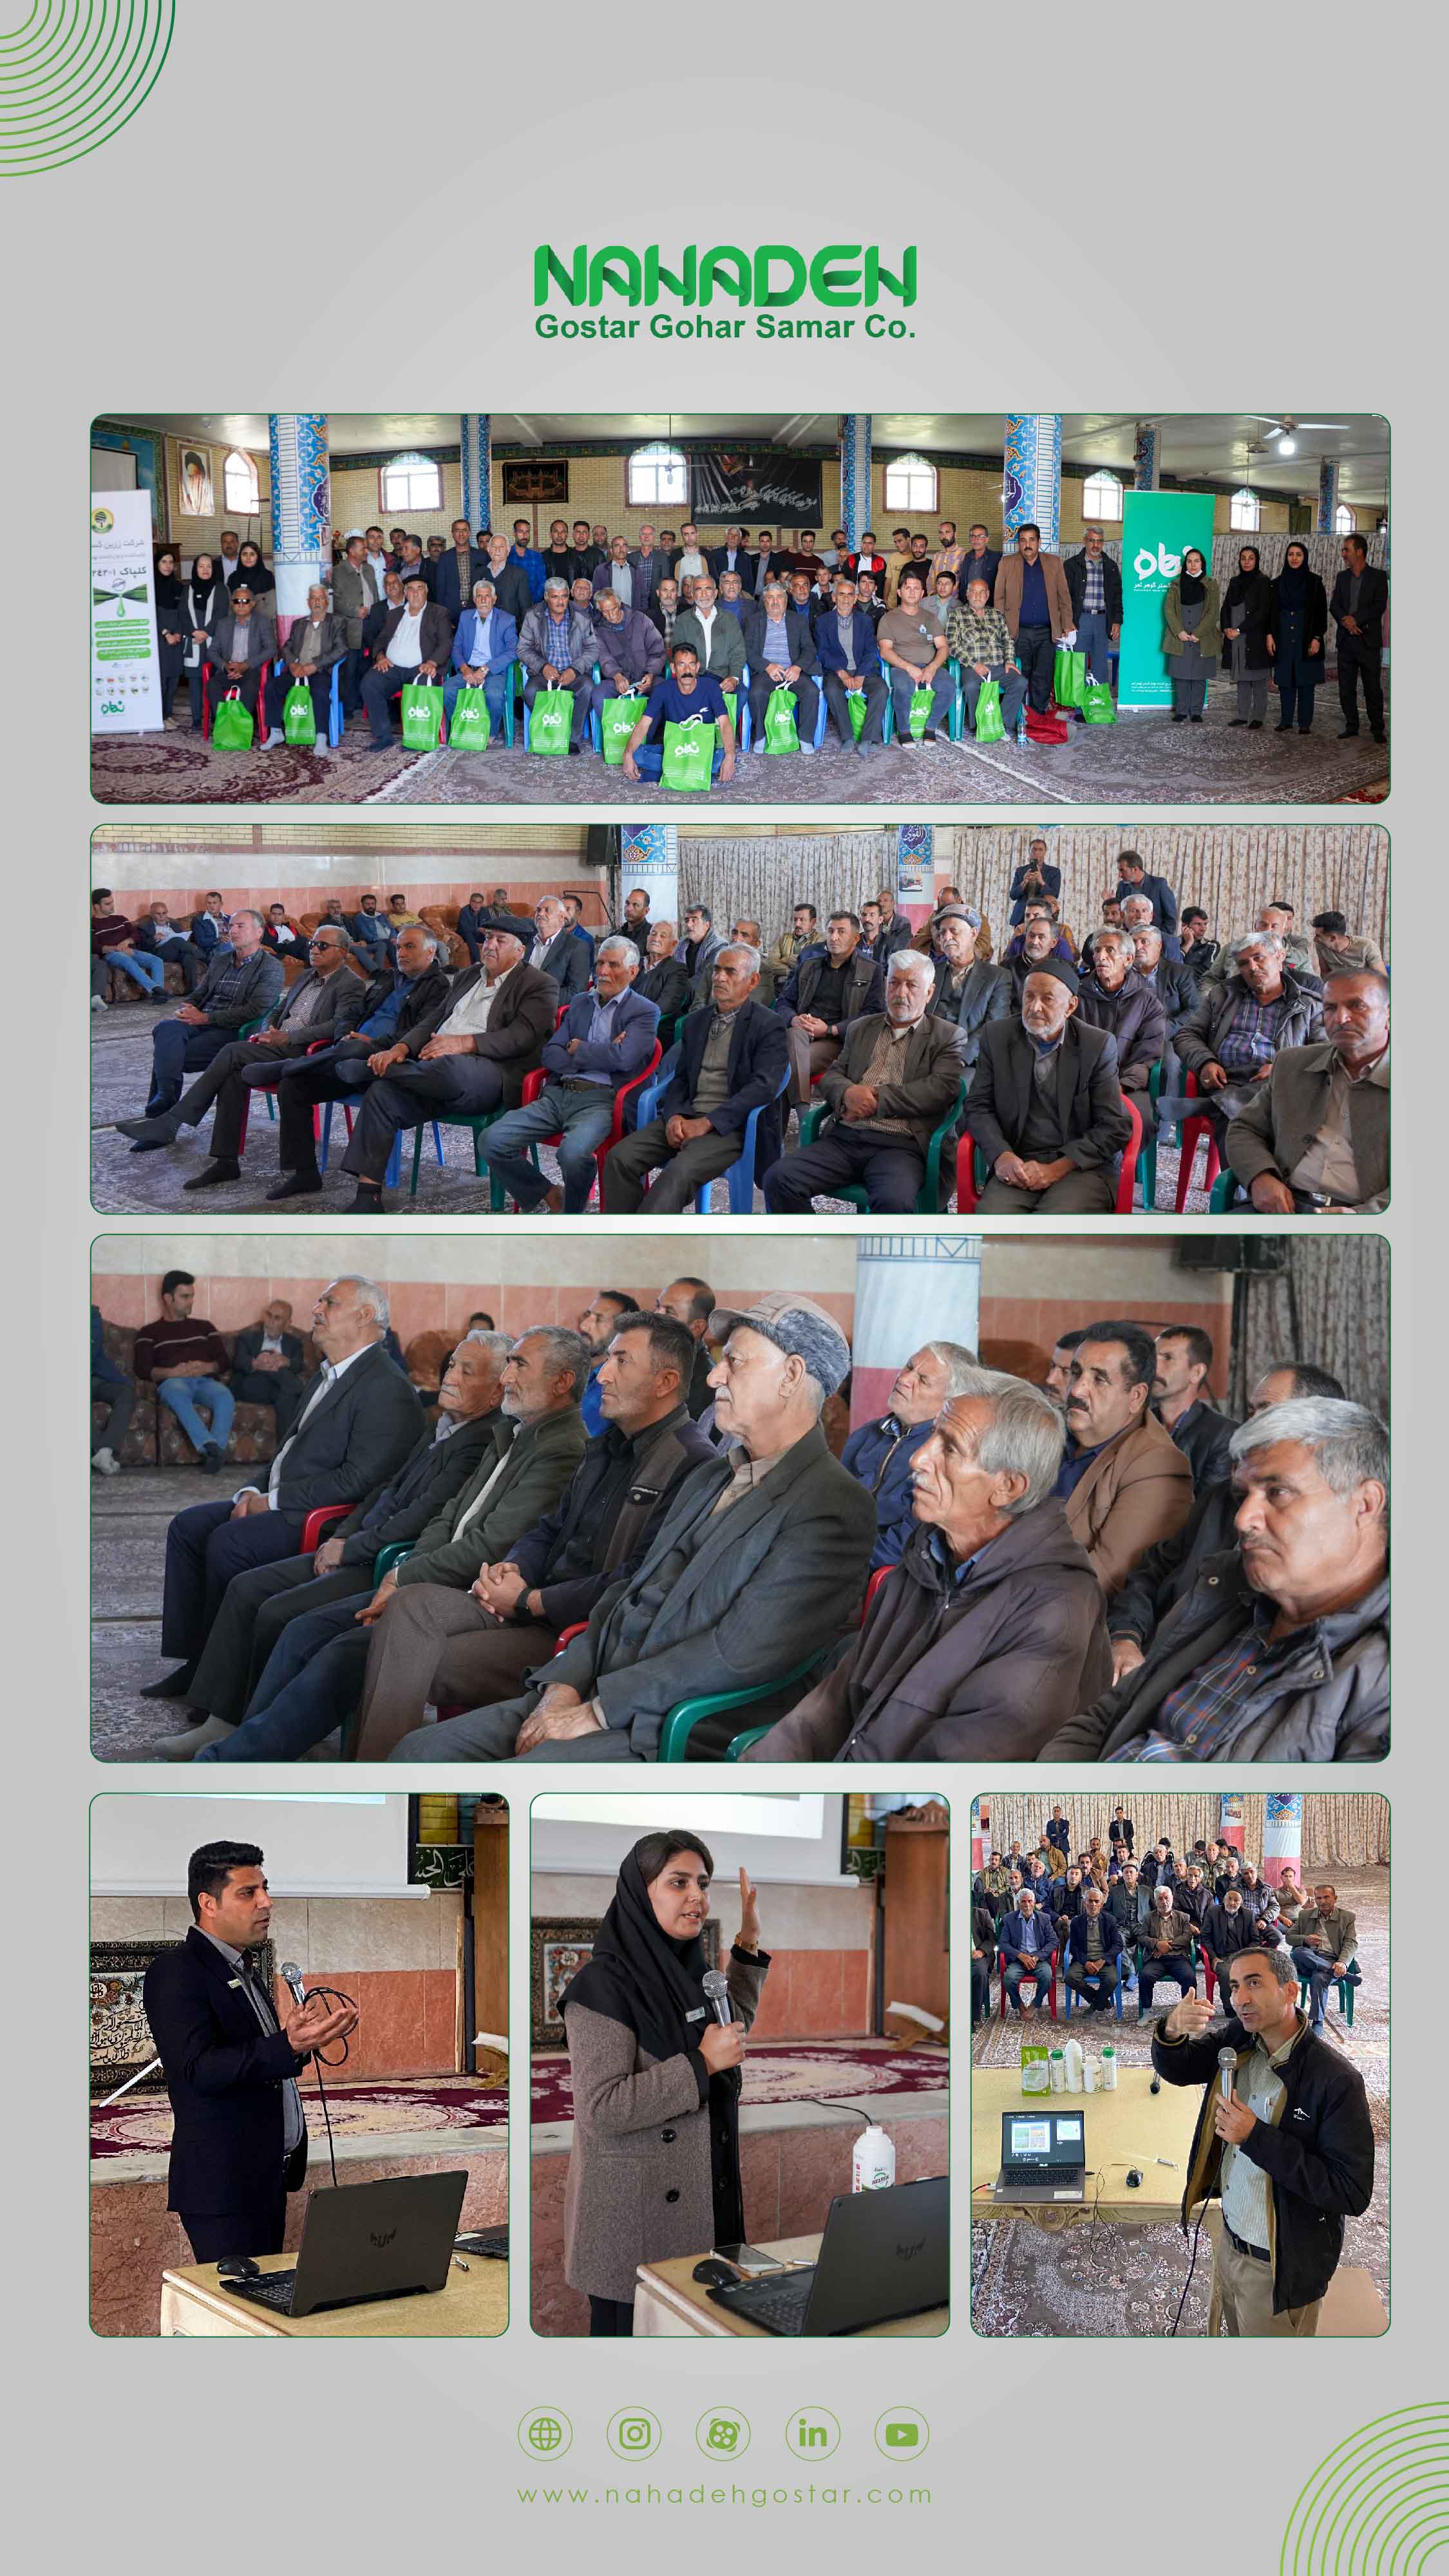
[965,956,1134,1212]
[372,1298,877,1764]
[927,904,1012,1084]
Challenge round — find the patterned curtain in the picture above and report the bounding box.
[676,831,900,942]
[977,1792,1388,1871]
[1229,1238,1388,1420]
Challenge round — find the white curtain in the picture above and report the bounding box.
[978,1792,1388,1871]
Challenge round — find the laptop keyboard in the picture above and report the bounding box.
[231,2269,298,2313]
[719,2267,817,2334]
[455,2227,509,2260]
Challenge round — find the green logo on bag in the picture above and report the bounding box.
[535,243,916,308]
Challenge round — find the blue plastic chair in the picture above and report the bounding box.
[742,659,826,753]
[1061,1942,1126,2023]
[270,655,342,747]
[629,1050,788,1213]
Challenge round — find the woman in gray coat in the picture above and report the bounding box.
[559,1830,768,2336]
[1162,549,1222,723]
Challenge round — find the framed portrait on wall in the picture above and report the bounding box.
[502,459,569,507]
[177,443,215,516]
[530,1917,720,2047]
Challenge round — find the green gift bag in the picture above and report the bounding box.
[763,685,799,753]
[600,692,647,766]
[1053,647,1086,709]
[660,717,716,792]
[909,685,934,739]
[529,687,573,755]
[973,678,1006,744]
[846,687,868,741]
[212,688,253,750]
[1081,679,1117,726]
[447,685,491,750]
[401,679,443,750]
[282,681,317,748]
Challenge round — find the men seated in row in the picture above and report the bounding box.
[763,949,969,1214]
[965,958,1135,1213]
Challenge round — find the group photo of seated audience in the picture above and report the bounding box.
[92,413,1388,810]
[92,1229,1387,1766]
[90,821,1389,1219]
[971,1791,1387,2340]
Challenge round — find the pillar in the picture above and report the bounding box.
[1003,415,1061,553]
[1316,457,1340,533]
[1133,422,1160,490]
[1218,1793,1246,1858]
[268,413,329,625]
[896,824,933,917]
[851,1234,981,1430]
[460,413,492,535]
[619,822,677,934]
[1261,1792,1303,1890]
[840,413,873,549]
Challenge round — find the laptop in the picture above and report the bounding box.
[992,2110,1087,2204]
[706,2177,948,2336]
[226,2171,469,2318]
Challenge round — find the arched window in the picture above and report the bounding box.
[1081,468,1123,522]
[883,451,938,513]
[627,442,688,509]
[223,448,259,516]
[380,451,442,515]
[1334,501,1357,535]
[1229,487,1261,532]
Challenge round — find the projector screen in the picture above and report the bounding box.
[90,1794,418,1897]
[532,1794,850,1884]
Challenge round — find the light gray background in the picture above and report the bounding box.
[15,0,1429,2553]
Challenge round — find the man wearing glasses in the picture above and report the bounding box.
[116,925,368,1187]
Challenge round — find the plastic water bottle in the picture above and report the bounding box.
[852,2125,896,2192]
[1101,2045,1118,2090]
[1048,2048,1066,2093]
[1083,2056,1098,2094]
[1063,2037,1084,2093]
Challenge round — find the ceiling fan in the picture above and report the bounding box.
[1247,413,1350,457]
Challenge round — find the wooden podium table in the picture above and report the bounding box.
[972,2066,1200,2228]
[160,2248,507,2337]
[634,2231,947,2338]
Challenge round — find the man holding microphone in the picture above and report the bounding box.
[143,1841,359,2263]
[1150,1942,1373,2336]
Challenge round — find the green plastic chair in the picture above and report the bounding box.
[409,1106,509,1204]
[1208,1168,1237,1212]
[373,1541,413,1581]
[797,1080,967,1215]
[1298,1954,1359,2028]
[656,1648,832,1763]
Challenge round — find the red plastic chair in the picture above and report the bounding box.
[1173,1072,1222,1212]
[996,1944,1059,2021]
[300,1504,350,1552]
[499,1039,663,1210]
[863,1564,895,1619]
[236,1033,355,1155]
[956,1093,1142,1214]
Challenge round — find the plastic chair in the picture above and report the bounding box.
[300,1504,350,1552]
[797,1079,967,1215]
[1173,1072,1223,1212]
[724,1566,895,1759]
[237,1030,365,1157]
[1208,1168,1238,1213]
[630,1048,789,1215]
[409,1104,510,1204]
[1298,1953,1359,2028]
[1061,1937,1126,2023]
[268,654,344,750]
[657,1648,835,1763]
[493,1039,663,1213]
[742,658,827,754]
[955,1092,1143,1215]
[996,1944,1059,2022]
[443,658,516,748]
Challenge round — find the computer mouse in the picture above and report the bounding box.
[692,2259,738,2287]
[217,2254,261,2280]
[1125,2168,1142,2190]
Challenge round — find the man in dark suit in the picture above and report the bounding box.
[337,925,558,1210]
[141,1277,424,1736]
[636,920,691,1024]
[261,924,454,1202]
[813,575,888,748]
[166,1330,513,1751]
[393,535,435,595]
[480,938,660,1213]
[116,923,370,1184]
[433,518,488,621]
[359,577,453,748]
[380,1298,877,1762]
[965,961,1133,1212]
[741,581,820,752]
[524,895,592,1003]
[144,1841,357,2259]
[229,1299,310,1441]
[1331,535,1388,742]
[710,526,756,588]
[1114,852,1179,942]
[260,585,347,746]
[774,909,884,1103]
[603,943,789,1213]
[203,586,277,728]
[765,951,969,1213]
[1008,838,1061,925]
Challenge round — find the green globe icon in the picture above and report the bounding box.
[529,2417,564,2454]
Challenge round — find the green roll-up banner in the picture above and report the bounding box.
[1117,491,1217,708]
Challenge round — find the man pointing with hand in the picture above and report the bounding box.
[1150,1942,1373,2335]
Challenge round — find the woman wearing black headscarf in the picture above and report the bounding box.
[1161,547,1222,723]
[229,538,274,600]
[1220,544,1274,729]
[559,1830,768,2336]
[1268,538,1331,735]
[153,548,187,725]
[180,552,225,730]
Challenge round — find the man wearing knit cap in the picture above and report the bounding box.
[379,1296,876,1763]
[965,956,1135,1212]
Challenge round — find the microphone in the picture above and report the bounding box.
[279,1960,308,2010]
[1217,2046,1236,2103]
[701,1969,733,2026]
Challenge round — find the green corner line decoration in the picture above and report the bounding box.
[0,1,176,178]
[1281,2404,1449,2571]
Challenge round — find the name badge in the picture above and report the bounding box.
[685,2007,706,2023]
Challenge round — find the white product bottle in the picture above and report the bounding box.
[1101,2045,1118,2090]
[852,2125,896,2192]
[1063,2037,1084,2093]
[1048,2049,1066,2092]
[1083,2056,1098,2093]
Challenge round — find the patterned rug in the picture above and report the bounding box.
[93,2072,507,2160]
[972,1865,1389,2334]
[531,2038,947,2128]
[90,1013,1211,1217]
[90,679,1388,810]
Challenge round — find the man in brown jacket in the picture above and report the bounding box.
[1058,1319,1195,1595]
[337,923,557,1209]
[743,1369,1111,1761]
[1136,1882,1200,2022]
[764,951,967,1213]
[994,526,1075,714]
[1286,1885,1359,2032]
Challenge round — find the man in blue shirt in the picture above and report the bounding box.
[478,938,660,1214]
[443,578,518,742]
[997,1888,1057,2019]
[842,1340,980,1569]
[575,1289,642,1436]
[265,924,451,1201]
[508,518,546,603]
[620,643,737,784]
